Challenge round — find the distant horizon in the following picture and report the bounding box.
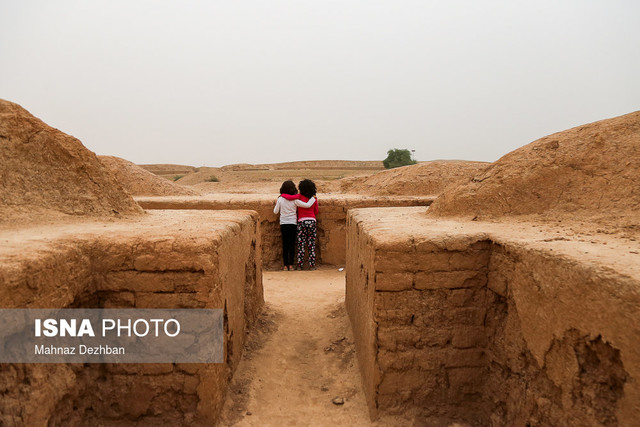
[5,95,638,169]
[13,97,640,169]
[136,158,490,168]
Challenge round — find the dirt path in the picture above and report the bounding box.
[219,267,410,426]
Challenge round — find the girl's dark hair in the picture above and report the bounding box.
[280,180,298,195]
[298,179,317,198]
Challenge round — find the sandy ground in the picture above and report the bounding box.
[219,268,416,427]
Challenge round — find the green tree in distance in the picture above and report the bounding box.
[383,148,417,169]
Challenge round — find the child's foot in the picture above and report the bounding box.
[282,266,288,271]
[309,265,317,271]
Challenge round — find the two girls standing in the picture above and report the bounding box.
[273,179,319,270]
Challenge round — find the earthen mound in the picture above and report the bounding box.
[99,155,200,197]
[0,99,143,224]
[336,160,489,196]
[138,164,196,177]
[429,111,640,221]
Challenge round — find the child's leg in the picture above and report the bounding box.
[283,224,296,266]
[307,221,317,268]
[296,222,306,268]
[280,225,289,267]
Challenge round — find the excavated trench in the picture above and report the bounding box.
[1,204,637,426]
[2,196,435,425]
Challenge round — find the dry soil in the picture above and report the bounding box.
[99,155,200,197]
[219,268,428,427]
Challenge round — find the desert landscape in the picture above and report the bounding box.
[1,98,639,426]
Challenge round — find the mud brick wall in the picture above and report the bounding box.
[346,212,491,420]
[0,210,263,426]
[135,194,433,269]
[346,207,639,425]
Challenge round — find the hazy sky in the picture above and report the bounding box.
[1,1,639,167]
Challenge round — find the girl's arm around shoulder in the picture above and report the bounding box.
[294,196,316,208]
